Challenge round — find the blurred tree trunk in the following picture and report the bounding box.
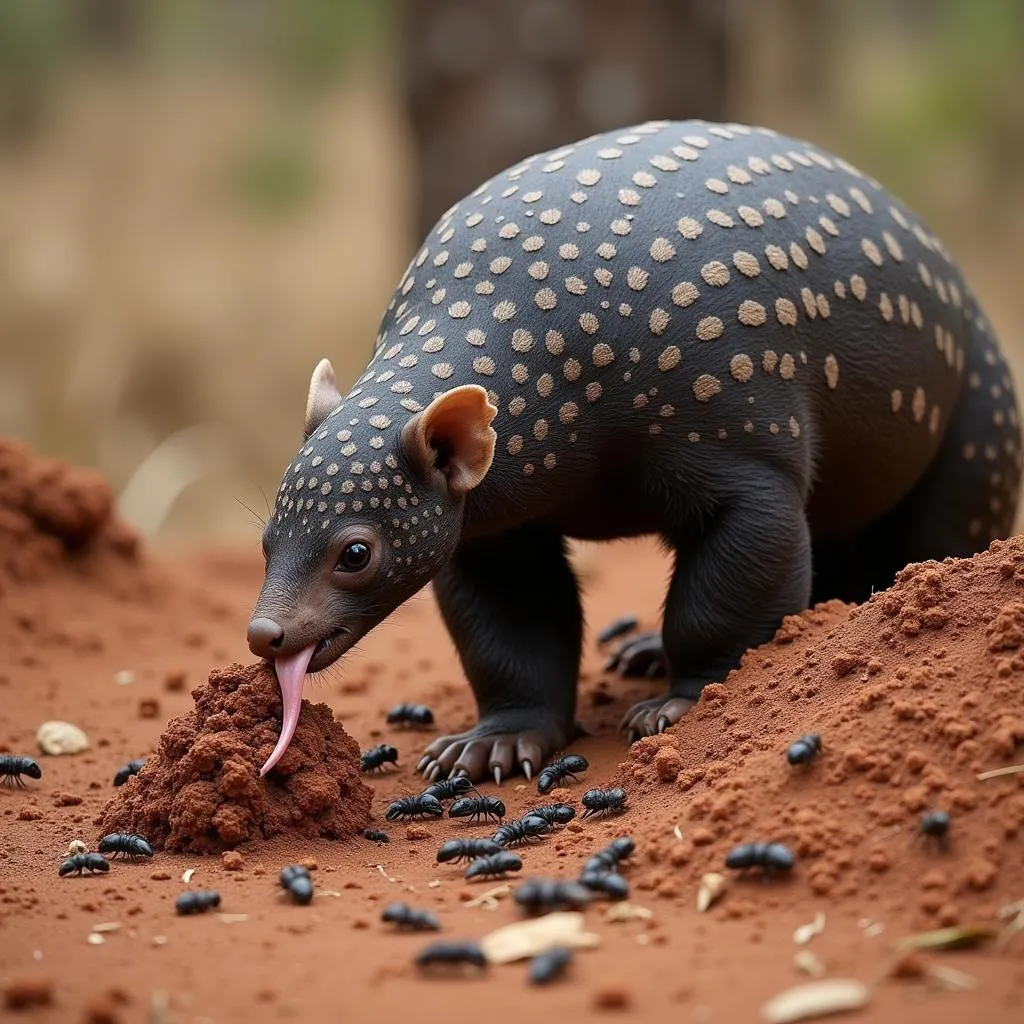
[399,0,733,239]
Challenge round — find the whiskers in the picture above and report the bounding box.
[234,495,267,531]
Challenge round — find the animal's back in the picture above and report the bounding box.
[363,118,1020,543]
[252,118,1022,784]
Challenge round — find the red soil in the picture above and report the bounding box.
[1,437,1023,1024]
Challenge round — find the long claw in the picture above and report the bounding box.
[521,759,533,781]
[416,755,432,773]
[657,716,670,733]
[493,765,503,787]
[427,762,444,781]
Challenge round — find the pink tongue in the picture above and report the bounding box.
[259,644,316,778]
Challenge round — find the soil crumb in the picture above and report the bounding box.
[96,662,373,853]
[621,537,1024,925]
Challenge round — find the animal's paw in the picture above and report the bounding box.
[415,711,570,786]
[603,631,668,678]
[620,695,697,744]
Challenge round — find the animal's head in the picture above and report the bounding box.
[247,357,497,775]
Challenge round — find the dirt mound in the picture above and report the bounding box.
[95,661,373,853]
[620,537,1024,928]
[0,436,140,588]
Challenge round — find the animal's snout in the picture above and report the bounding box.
[247,617,286,659]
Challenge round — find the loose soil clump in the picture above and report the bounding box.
[621,538,1024,928]
[96,661,373,852]
[0,436,139,588]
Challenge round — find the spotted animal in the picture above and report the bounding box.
[247,119,1022,785]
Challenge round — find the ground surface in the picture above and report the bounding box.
[2,437,1024,1024]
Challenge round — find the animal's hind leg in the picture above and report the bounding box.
[417,522,582,785]
[620,469,813,741]
[811,326,1022,607]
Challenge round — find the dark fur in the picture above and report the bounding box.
[253,119,1023,783]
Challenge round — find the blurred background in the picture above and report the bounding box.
[1,0,1022,550]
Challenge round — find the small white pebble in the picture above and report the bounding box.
[152,935,168,947]
[86,933,105,946]
[36,720,89,755]
[67,839,88,856]
[427,880,441,888]
[114,670,135,686]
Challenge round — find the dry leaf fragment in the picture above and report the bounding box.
[976,763,1024,781]
[793,951,826,978]
[697,872,727,912]
[91,922,121,934]
[465,884,511,908]
[217,914,248,924]
[794,912,826,945]
[927,965,976,991]
[892,924,997,952]
[480,911,600,964]
[995,900,1024,951]
[605,902,653,923]
[760,979,869,1023]
[673,824,684,840]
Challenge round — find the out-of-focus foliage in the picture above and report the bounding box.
[1,0,1022,544]
[833,0,1023,211]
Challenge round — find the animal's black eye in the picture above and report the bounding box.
[337,541,371,572]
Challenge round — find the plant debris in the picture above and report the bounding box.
[604,902,653,923]
[976,764,1024,781]
[891,924,998,952]
[480,912,600,964]
[464,884,512,909]
[760,979,870,1023]
[696,872,728,912]
[793,912,826,945]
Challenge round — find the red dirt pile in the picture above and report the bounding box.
[95,661,373,852]
[0,436,139,589]
[620,537,1024,929]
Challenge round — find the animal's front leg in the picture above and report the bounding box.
[417,523,582,785]
[621,472,812,741]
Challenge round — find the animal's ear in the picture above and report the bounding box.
[304,358,343,439]
[401,385,498,496]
